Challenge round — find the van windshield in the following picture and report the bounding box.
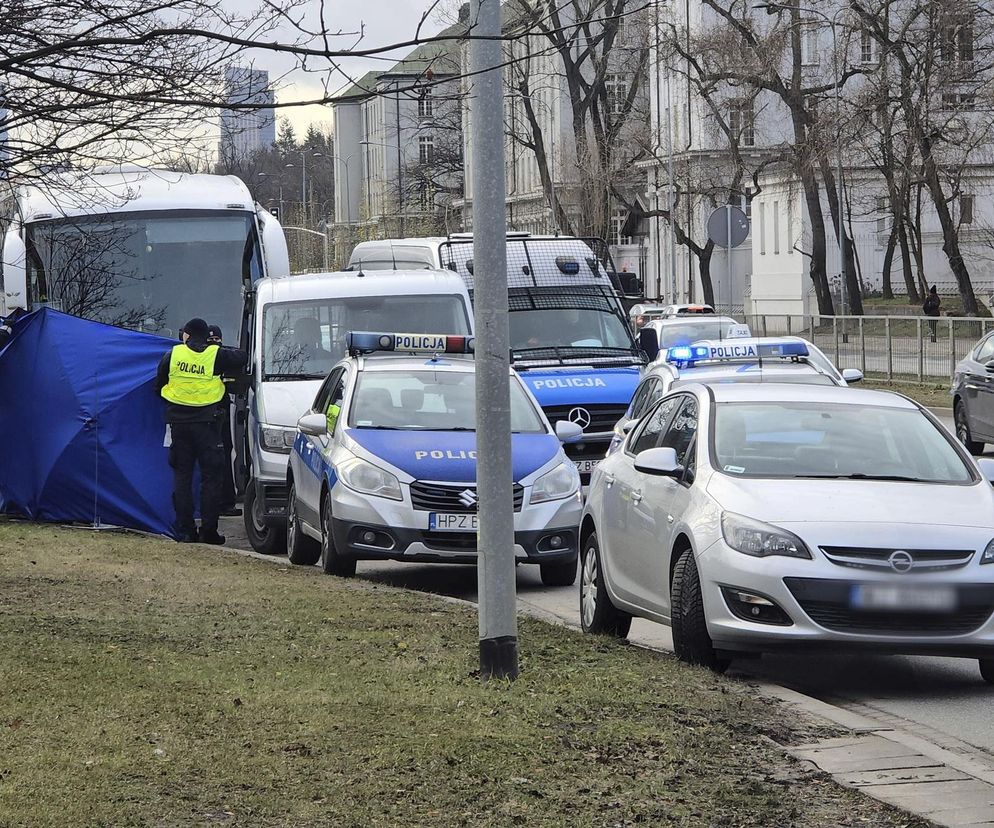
[262,294,471,379]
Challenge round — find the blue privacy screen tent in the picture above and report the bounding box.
[0,308,180,538]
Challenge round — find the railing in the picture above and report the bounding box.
[739,314,994,383]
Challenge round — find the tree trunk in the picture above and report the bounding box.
[820,157,864,314]
[881,227,897,299]
[699,241,715,306]
[897,222,919,304]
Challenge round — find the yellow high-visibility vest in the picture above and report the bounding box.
[160,344,225,407]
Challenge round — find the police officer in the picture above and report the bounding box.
[207,324,239,517]
[155,318,247,544]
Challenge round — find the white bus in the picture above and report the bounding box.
[1,165,289,340]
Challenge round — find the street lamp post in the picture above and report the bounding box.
[283,225,329,271]
[756,2,849,318]
[329,153,355,224]
[285,149,323,215]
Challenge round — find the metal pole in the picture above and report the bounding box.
[832,16,848,342]
[322,227,329,271]
[725,205,732,314]
[666,70,677,303]
[301,150,307,208]
[470,0,517,682]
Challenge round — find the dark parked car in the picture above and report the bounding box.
[952,332,994,454]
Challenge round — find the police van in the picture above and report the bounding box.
[242,271,474,555]
[347,234,646,483]
[285,331,584,585]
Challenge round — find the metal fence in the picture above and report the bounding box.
[739,314,994,382]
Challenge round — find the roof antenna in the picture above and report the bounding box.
[389,242,397,270]
[357,257,365,278]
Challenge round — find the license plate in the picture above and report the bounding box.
[429,513,479,532]
[850,584,957,613]
[574,459,599,474]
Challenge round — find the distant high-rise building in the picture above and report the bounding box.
[219,67,276,163]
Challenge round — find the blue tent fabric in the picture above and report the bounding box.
[0,308,180,538]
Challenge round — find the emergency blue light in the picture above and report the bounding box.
[665,345,711,364]
[345,331,475,356]
[665,339,809,366]
[756,341,808,358]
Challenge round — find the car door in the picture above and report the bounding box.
[296,367,346,525]
[965,334,994,439]
[640,395,700,618]
[602,395,681,609]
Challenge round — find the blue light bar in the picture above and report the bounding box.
[345,331,475,356]
[665,339,809,366]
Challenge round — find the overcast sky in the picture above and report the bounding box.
[243,0,454,135]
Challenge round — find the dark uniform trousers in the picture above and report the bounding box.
[169,420,225,536]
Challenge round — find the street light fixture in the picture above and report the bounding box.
[755,1,850,319]
[329,153,355,225]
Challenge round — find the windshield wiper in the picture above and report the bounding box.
[263,372,326,381]
[795,473,926,482]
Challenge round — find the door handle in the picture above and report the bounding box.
[631,489,642,504]
[667,514,674,524]
[605,473,615,487]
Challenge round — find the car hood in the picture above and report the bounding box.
[519,366,641,408]
[256,380,323,428]
[346,429,561,483]
[707,474,994,530]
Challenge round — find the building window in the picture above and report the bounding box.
[800,21,819,65]
[759,201,766,254]
[605,73,629,116]
[941,92,976,110]
[418,89,433,119]
[611,208,632,246]
[745,187,753,219]
[773,200,780,254]
[942,16,975,62]
[728,100,755,147]
[419,182,435,212]
[960,194,974,225]
[786,200,794,254]
[876,196,892,234]
[418,135,435,165]
[860,30,875,64]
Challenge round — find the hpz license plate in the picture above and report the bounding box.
[850,584,957,613]
[429,513,479,532]
[574,459,600,474]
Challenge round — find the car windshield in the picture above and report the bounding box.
[349,370,546,432]
[656,318,740,350]
[262,295,471,379]
[713,402,973,482]
[508,289,635,352]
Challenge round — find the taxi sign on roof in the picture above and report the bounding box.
[346,331,475,356]
[665,338,809,366]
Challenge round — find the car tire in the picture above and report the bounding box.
[243,480,287,555]
[671,547,729,673]
[540,557,578,587]
[579,532,631,638]
[286,482,321,566]
[955,400,984,455]
[980,659,994,684]
[320,494,357,577]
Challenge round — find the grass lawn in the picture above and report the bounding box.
[0,523,927,827]
[858,376,952,409]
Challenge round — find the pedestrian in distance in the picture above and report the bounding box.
[207,324,240,518]
[923,285,941,343]
[156,317,247,544]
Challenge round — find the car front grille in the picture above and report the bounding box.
[541,404,628,434]
[410,481,524,512]
[421,531,478,552]
[785,577,994,636]
[820,546,975,572]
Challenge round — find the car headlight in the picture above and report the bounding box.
[337,457,403,501]
[260,424,296,454]
[721,512,811,559]
[530,461,581,504]
[982,539,994,564]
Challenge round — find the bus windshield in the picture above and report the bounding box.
[25,210,263,339]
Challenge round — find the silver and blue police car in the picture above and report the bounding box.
[285,332,584,585]
[609,336,863,454]
[581,382,994,683]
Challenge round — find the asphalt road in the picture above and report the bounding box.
[220,410,994,762]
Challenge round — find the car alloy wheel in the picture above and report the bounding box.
[955,401,984,455]
[579,532,631,638]
[581,550,598,628]
[286,482,320,566]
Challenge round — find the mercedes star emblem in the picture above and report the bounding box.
[568,407,592,431]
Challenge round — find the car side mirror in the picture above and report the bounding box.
[555,420,583,443]
[977,457,994,485]
[842,368,863,383]
[298,412,328,437]
[621,419,637,435]
[638,327,659,362]
[633,446,682,477]
[985,360,994,373]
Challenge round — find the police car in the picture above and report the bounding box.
[285,332,584,585]
[582,383,994,683]
[609,336,863,454]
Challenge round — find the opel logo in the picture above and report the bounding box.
[459,489,478,508]
[568,407,592,430]
[888,550,914,573]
